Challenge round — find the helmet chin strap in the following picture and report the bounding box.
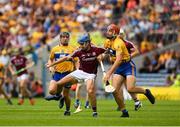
[106,34,116,39]
[62,43,68,46]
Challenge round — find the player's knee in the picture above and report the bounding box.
[127,85,134,92]
[87,89,94,95]
[49,89,56,95]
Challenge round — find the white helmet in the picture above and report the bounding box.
[119,28,126,39]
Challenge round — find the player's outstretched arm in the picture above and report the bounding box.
[97,54,105,62]
[46,55,72,68]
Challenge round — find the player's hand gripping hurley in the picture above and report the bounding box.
[13,62,34,75]
[100,61,115,93]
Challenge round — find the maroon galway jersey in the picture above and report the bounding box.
[72,45,106,74]
[123,39,135,53]
[10,55,28,76]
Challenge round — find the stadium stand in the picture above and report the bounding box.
[136,73,169,86]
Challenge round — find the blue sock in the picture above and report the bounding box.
[122,109,128,113]
[76,99,80,104]
[85,101,89,106]
[55,93,61,97]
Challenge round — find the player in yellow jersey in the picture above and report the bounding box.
[103,24,155,117]
[45,32,76,116]
[118,29,142,111]
[0,62,13,105]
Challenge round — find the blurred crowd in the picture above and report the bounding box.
[116,0,180,53]
[0,0,179,53]
[139,50,180,74]
[139,49,180,86]
[0,0,180,98]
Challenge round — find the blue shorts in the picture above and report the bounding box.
[114,61,136,77]
[52,72,71,88]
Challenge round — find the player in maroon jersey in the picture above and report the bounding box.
[8,49,35,105]
[46,33,106,117]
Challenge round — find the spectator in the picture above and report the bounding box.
[139,56,151,73]
[31,80,44,97]
[140,38,153,53]
[165,50,178,73]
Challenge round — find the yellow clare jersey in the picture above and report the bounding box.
[0,63,4,78]
[50,45,75,73]
[104,37,130,62]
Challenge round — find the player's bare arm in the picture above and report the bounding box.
[97,54,105,62]
[8,63,15,75]
[130,45,140,58]
[46,55,72,68]
[97,50,111,62]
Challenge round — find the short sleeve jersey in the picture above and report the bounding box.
[50,45,75,73]
[10,55,28,76]
[71,45,106,74]
[123,39,135,53]
[104,37,130,62]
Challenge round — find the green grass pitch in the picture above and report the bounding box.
[0,98,180,126]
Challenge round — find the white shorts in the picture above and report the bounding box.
[69,70,96,83]
[17,74,29,82]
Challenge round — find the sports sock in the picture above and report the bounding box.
[92,106,97,112]
[122,109,128,113]
[19,94,23,99]
[66,106,70,111]
[29,96,32,100]
[56,93,62,97]
[19,96,24,100]
[85,101,89,106]
[75,99,80,104]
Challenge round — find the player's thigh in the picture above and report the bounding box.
[58,74,78,85]
[112,74,125,90]
[19,75,29,88]
[19,79,28,88]
[126,75,136,89]
[19,78,28,88]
